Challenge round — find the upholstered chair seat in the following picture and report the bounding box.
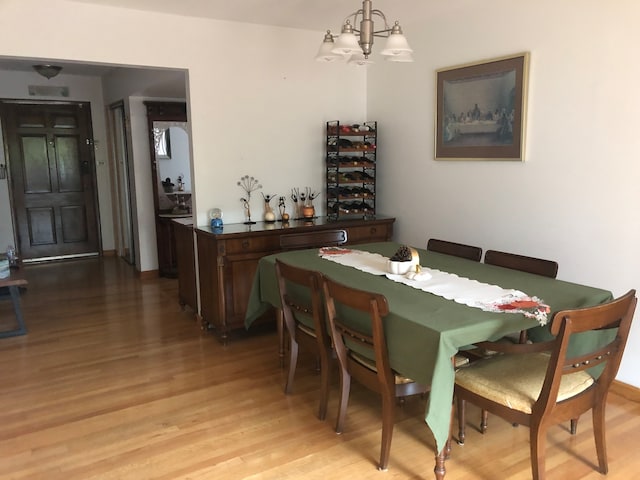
[456,352,594,414]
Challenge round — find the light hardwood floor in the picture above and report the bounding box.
[1,257,638,480]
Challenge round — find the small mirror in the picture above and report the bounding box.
[153,123,190,195]
[154,128,171,159]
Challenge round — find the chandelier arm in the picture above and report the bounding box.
[371,9,390,30]
[342,10,362,28]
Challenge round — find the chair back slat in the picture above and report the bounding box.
[427,238,482,262]
[484,249,558,278]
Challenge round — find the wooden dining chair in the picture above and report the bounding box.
[453,289,637,480]
[475,250,560,433]
[484,249,558,279]
[427,238,482,262]
[275,259,332,420]
[322,275,431,471]
[478,249,558,347]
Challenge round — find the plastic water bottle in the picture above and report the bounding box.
[6,245,16,267]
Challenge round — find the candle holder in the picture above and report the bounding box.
[238,175,262,224]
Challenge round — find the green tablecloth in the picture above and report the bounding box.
[244,242,613,454]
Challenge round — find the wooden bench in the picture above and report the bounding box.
[0,275,28,338]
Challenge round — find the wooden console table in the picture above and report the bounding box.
[195,216,395,341]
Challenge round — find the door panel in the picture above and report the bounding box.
[28,207,56,245]
[2,102,100,260]
[22,136,51,192]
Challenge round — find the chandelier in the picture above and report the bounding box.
[315,0,413,65]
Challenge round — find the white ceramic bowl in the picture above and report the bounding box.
[387,259,414,275]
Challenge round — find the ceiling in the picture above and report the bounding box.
[0,0,425,76]
[70,0,397,31]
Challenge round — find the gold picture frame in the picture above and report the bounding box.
[435,52,529,161]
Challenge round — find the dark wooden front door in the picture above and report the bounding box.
[2,102,100,260]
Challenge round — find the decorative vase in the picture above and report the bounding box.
[264,210,276,222]
[263,195,276,223]
[302,204,315,219]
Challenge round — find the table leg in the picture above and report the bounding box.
[434,398,455,479]
[0,285,27,338]
[434,449,447,480]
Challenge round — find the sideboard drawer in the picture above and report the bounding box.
[224,235,281,255]
[346,223,392,244]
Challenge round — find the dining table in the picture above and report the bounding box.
[244,241,613,478]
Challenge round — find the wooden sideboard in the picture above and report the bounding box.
[172,217,197,313]
[195,216,395,341]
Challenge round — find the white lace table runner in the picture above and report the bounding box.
[318,247,549,325]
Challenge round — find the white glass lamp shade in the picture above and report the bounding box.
[347,53,374,66]
[315,31,343,62]
[331,29,362,55]
[385,52,414,63]
[380,22,413,57]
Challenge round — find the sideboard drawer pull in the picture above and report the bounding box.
[370,227,377,234]
[241,240,250,249]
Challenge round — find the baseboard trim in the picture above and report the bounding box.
[138,269,159,280]
[102,249,116,257]
[611,380,640,403]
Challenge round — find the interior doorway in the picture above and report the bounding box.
[144,101,190,277]
[107,101,135,265]
[1,100,101,261]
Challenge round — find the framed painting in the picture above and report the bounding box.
[435,52,529,161]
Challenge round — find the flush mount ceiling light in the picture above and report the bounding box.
[315,0,413,64]
[32,64,63,79]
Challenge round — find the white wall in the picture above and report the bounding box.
[0,68,114,253]
[368,0,640,386]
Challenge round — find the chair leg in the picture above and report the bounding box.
[592,403,609,474]
[317,350,331,421]
[378,394,395,471]
[529,422,548,480]
[457,397,466,445]
[480,409,488,434]
[335,370,351,434]
[570,417,579,435]
[284,340,299,394]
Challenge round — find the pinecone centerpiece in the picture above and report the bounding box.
[387,245,420,274]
